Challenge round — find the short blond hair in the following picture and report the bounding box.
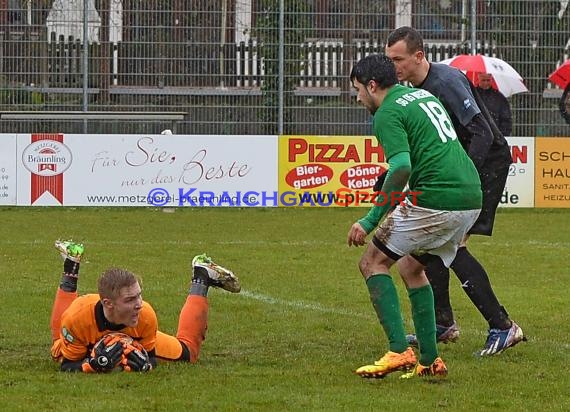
[97,268,140,299]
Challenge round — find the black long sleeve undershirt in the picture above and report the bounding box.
[60,358,85,372]
[464,113,494,171]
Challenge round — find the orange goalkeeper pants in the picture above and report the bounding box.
[155,295,209,363]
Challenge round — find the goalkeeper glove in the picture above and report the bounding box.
[82,335,124,373]
[122,343,153,372]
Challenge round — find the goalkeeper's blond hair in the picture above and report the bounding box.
[98,268,141,299]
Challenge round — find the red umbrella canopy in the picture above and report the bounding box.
[548,60,570,89]
[439,54,528,97]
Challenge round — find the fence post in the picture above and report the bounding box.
[236,41,243,87]
[98,0,110,103]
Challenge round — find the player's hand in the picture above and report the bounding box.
[122,343,153,372]
[348,222,367,247]
[83,335,124,373]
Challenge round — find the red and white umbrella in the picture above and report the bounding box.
[548,60,570,89]
[439,54,528,97]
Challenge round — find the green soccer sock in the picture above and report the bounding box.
[408,284,438,365]
[366,274,408,353]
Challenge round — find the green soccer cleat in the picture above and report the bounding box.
[54,239,85,263]
[192,253,241,293]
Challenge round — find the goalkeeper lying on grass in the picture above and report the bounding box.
[49,240,241,373]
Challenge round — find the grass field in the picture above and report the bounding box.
[0,206,569,411]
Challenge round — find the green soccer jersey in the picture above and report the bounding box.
[374,84,482,210]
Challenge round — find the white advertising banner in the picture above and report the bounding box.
[0,134,17,205]
[1,133,537,208]
[500,136,535,208]
[16,134,278,207]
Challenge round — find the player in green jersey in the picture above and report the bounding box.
[347,53,482,379]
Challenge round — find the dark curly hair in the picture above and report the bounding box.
[350,53,398,89]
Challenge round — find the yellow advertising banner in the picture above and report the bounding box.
[535,137,570,207]
[278,135,388,207]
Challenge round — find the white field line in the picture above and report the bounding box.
[4,239,569,249]
[469,239,569,249]
[239,289,373,319]
[238,289,564,348]
[1,239,338,247]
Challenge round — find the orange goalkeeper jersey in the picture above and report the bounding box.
[57,294,158,362]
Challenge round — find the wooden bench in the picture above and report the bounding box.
[21,85,262,96]
[108,86,262,96]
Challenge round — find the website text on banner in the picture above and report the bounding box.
[143,187,421,207]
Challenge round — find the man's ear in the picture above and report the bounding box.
[101,297,113,309]
[415,50,425,63]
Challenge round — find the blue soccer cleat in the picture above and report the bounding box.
[476,321,526,357]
